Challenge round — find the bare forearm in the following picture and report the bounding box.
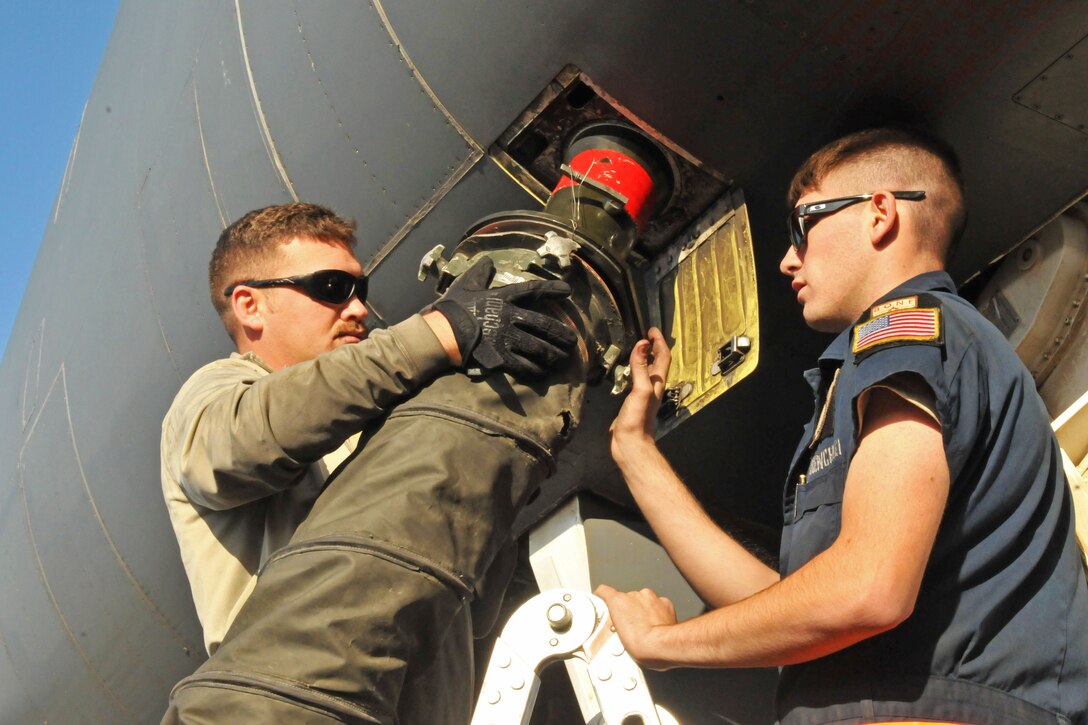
[640,547,896,669]
[421,309,461,364]
[620,393,950,670]
[613,437,778,607]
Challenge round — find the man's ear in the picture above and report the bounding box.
[869,189,899,249]
[230,288,265,335]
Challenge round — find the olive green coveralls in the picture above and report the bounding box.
[163,314,586,723]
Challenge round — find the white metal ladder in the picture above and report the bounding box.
[471,588,677,725]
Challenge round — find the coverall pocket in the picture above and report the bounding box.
[793,457,845,523]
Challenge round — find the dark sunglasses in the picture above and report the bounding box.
[224,269,368,305]
[787,190,926,251]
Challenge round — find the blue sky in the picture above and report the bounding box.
[0,3,121,360]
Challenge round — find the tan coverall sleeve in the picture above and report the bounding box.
[174,314,449,510]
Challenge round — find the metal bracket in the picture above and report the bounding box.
[710,336,751,377]
[611,362,631,395]
[418,243,449,281]
[656,382,693,419]
[536,231,581,269]
[471,589,677,725]
[419,245,552,291]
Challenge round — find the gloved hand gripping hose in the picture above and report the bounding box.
[431,256,577,379]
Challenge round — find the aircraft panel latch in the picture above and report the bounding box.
[711,336,752,377]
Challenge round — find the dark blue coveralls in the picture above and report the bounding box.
[776,271,1088,725]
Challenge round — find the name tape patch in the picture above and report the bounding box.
[853,307,941,356]
[870,295,918,317]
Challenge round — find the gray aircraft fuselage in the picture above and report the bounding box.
[1,2,1086,722]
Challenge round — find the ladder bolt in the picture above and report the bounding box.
[547,603,573,632]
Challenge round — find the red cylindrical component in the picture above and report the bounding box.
[551,148,657,232]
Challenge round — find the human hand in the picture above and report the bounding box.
[595,583,678,671]
[430,256,578,379]
[609,327,671,459]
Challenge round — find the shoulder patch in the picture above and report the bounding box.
[852,306,942,362]
[870,295,918,317]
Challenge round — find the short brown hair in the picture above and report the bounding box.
[788,127,967,260]
[209,202,357,337]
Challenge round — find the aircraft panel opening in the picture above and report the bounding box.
[489,65,729,257]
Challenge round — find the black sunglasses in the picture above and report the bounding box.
[787,191,926,251]
[224,269,368,305]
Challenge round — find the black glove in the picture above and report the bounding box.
[431,256,578,379]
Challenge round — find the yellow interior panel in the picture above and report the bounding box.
[646,190,759,434]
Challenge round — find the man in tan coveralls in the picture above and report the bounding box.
[161,202,579,721]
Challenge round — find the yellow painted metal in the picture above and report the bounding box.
[655,190,759,427]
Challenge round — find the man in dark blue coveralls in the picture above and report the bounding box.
[598,128,1088,724]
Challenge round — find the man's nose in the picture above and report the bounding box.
[342,295,369,322]
[780,244,800,277]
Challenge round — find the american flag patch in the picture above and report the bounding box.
[852,308,941,355]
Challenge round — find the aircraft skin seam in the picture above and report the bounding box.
[363,146,484,282]
[59,367,201,654]
[54,101,87,224]
[20,319,44,429]
[370,0,483,154]
[136,223,183,384]
[15,366,139,722]
[19,365,202,665]
[192,80,229,228]
[291,11,356,153]
[364,0,491,299]
[234,0,299,201]
[35,320,43,402]
[289,5,406,221]
[0,614,48,721]
[20,341,29,426]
